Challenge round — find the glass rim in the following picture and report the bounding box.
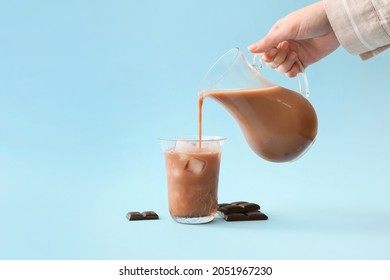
[158,136,227,142]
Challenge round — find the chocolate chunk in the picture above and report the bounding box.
[217,201,267,221]
[218,202,260,213]
[246,210,268,220]
[220,212,247,221]
[220,210,268,221]
[219,204,245,214]
[235,202,260,212]
[142,211,159,220]
[229,201,248,205]
[126,211,144,220]
[126,211,159,221]
[217,203,230,208]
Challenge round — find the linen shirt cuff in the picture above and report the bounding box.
[323,0,390,58]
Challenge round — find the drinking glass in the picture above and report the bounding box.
[160,136,226,224]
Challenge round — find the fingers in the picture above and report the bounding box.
[286,63,300,78]
[276,51,297,73]
[260,41,301,76]
[264,41,289,69]
[248,30,285,54]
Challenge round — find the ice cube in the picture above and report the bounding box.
[175,139,197,153]
[185,157,205,174]
[202,141,220,152]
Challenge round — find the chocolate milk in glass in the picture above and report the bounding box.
[161,137,225,224]
[198,85,318,162]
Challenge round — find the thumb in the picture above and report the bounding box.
[248,19,298,53]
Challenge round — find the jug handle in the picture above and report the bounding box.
[252,54,310,98]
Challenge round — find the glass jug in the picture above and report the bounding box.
[198,47,318,163]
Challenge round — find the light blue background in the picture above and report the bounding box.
[1,0,390,260]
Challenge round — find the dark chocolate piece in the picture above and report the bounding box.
[221,212,247,221]
[220,210,268,221]
[219,204,246,214]
[218,202,260,214]
[126,211,159,221]
[236,202,260,212]
[246,210,268,220]
[142,211,159,220]
[229,201,248,205]
[126,211,144,220]
[217,201,267,221]
[217,203,230,208]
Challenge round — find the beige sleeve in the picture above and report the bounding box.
[322,0,390,60]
